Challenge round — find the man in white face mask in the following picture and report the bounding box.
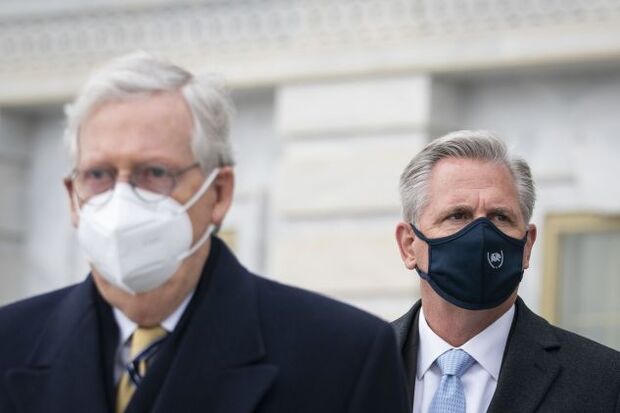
[0,52,409,413]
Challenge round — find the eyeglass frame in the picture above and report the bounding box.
[68,161,202,204]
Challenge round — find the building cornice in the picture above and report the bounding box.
[1,0,620,104]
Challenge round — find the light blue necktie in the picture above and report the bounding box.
[429,349,476,413]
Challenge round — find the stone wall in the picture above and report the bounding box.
[1,1,619,321]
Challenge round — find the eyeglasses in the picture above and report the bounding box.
[70,162,201,205]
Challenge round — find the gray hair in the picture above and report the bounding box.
[399,130,535,224]
[63,51,234,171]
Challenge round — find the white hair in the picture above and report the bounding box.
[399,130,536,224]
[63,51,234,171]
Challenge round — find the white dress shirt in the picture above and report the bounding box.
[112,292,194,383]
[412,305,515,413]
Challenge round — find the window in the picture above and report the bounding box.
[542,214,620,350]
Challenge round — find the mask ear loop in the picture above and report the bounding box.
[179,224,216,260]
[177,167,221,261]
[181,167,220,212]
[410,223,432,280]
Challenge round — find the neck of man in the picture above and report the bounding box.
[420,282,517,347]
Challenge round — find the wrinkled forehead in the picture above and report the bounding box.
[431,156,517,184]
[76,92,194,167]
[425,158,521,209]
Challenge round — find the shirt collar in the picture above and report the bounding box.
[416,304,515,381]
[113,291,194,346]
[461,305,514,380]
[416,306,452,379]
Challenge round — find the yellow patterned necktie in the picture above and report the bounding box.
[116,326,167,413]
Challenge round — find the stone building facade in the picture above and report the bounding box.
[1,0,619,348]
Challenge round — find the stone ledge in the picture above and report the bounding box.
[1,1,620,104]
[267,220,416,295]
[274,134,426,216]
[276,76,431,138]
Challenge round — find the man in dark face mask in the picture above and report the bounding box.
[392,131,620,413]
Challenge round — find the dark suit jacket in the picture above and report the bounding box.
[393,298,620,413]
[0,237,409,413]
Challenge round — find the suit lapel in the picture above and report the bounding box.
[130,238,278,413]
[487,298,561,413]
[395,298,562,413]
[393,300,421,403]
[5,278,112,413]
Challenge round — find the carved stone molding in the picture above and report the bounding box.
[1,0,620,103]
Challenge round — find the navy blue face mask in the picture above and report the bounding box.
[411,217,528,310]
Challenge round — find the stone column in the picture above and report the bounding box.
[20,109,87,296]
[0,108,85,305]
[269,75,435,319]
[0,110,31,304]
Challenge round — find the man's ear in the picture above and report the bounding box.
[64,176,79,228]
[395,222,417,270]
[210,166,234,227]
[523,223,537,269]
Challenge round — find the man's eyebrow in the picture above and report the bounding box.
[76,161,115,170]
[488,207,517,217]
[432,205,474,223]
[444,205,474,215]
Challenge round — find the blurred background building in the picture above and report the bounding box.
[0,0,619,350]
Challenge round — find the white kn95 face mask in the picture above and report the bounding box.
[76,168,220,294]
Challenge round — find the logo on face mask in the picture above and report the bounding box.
[487,250,504,269]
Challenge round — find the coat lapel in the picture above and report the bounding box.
[394,298,562,413]
[5,238,277,413]
[131,238,278,413]
[487,298,561,413]
[392,300,421,403]
[4,278,112,413]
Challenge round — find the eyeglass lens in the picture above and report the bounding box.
[73,164,196,204]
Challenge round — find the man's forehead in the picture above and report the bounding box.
[77,91,194,165]
[83,91,190,123]
[424,158,521,207]
[428,157,516,187]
